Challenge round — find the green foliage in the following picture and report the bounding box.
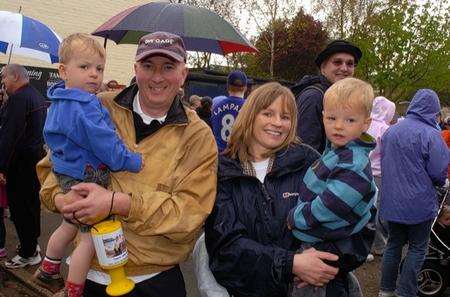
[351,0,450,105]
[312,0,379,39]
[244,9,328,82]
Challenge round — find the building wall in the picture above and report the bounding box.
[0,0,151,85]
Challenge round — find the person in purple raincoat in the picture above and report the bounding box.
[378,89,449,297]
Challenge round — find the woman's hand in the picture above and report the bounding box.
[61,183,114,225]
[292,247,339,287]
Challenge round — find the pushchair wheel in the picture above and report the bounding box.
[417,262,448,297]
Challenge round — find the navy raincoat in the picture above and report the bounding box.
[380,89,449,224]
[205,143,319,297]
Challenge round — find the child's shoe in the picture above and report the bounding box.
[33,266,64,292]
[0,248,7,257]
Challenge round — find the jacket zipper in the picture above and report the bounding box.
[260,183,276,216]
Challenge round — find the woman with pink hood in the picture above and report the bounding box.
[367,96,396,256]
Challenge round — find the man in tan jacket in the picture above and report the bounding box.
[37,32,218,296]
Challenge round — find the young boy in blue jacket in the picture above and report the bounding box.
[288,77,377,297]
[34,34,142,297]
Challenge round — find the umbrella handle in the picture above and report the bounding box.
[7,44,14,65]
[7,6,22,65]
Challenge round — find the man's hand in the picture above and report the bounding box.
[62,183,130,225]
[55,190,86,222]
[0,173,6,185]
[292,248,339,287]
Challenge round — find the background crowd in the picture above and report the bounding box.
[0,28,448,297]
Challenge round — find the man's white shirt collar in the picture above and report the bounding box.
[133,91,167,125]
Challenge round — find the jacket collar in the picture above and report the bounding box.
[218,143,320,181]
[114,84,188,125]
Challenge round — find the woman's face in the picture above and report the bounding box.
[249,96,292,161]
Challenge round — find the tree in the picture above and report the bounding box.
[242,0,301,78]
[352,0,450,103]
[244,9,328,82]
[312,0,380,39]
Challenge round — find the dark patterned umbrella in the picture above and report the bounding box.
[92,2,257,55]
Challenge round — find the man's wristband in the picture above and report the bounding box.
[108,191,116,217]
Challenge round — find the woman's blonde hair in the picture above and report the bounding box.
[225,82,299,162]
[59,33,105,64]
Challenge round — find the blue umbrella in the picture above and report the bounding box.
[0,10,62,64]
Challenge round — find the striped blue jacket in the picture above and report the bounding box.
[288,133,377,243]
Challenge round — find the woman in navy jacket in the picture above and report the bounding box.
[205,82,340,297]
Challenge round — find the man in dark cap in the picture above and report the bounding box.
[291,40,362,153]
[37,32,217,296]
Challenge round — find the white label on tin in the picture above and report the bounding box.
[92,228,128,267]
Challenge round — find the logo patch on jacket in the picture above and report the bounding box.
[282,192,300,199]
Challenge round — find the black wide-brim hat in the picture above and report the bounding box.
[315,40,362,68]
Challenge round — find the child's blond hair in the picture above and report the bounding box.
[324,77,374,116]
[58,33,105,64]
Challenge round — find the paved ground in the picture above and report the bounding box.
[0,209,448,296]
[0,210,201,296]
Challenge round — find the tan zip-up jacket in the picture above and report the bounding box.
[37,88,218,276]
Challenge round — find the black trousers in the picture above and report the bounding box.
[84,265,187,297]
[6,152,42,258]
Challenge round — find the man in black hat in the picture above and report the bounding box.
[291,40,362,153]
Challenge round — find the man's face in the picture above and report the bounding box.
[134,55,187,113]
[320,53,356,84]
[1,67,14,95]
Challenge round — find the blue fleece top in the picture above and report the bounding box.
[288,134,377,243]
[44,81,142,180]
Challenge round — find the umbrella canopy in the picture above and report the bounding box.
[92,2,257,55]
[0,11,62,64]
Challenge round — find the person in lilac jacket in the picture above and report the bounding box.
[378,89,449,297]
[366,96,396,256]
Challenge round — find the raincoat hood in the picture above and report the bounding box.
[371,96,396,124]
[47,80,96,103]
[406,89,441,128]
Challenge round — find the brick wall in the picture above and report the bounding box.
[0,0,151,85]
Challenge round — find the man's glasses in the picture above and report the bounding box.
[331,59,356,68]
